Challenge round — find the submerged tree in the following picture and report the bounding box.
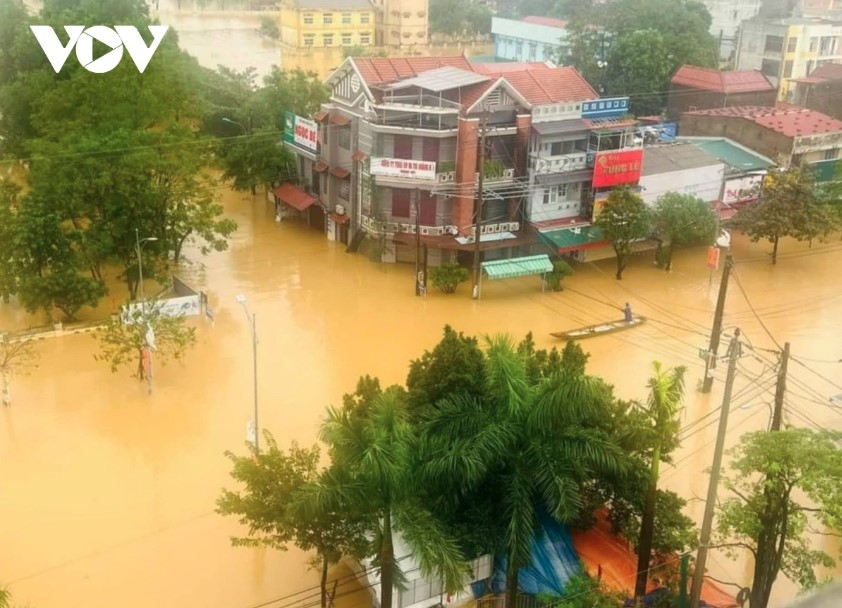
[594,187,651,280]
[217,434,370,608]
[0,333,39,406]
[94,302,197,381]
[716,429,842,608]
[651,192,718,271]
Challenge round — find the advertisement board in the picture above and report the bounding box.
[121,295,200,324]
[592,149,644,188]
[581,97,630,120]
[722,174,764,204]
[283,111,318,153]
[369,157,437,180]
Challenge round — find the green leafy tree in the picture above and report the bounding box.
[633,362,687,601]
[259,16,280,39]
[651,192,718,271]
[296,387,469,608]
[545,258,573,292]
[218,434,370,608]
[732,168,839,264]
[429,261,469,293]
[716,429,842,608]
[94,302,197,380]
[0,183,20,303]
[18,265,106,322]
[603,30,673,116]
[429,0,467,36]
[594,187,651,280]
[0,332,40,406]
[419,335,626,608]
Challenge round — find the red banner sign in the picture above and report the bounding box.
[592,149,644,188]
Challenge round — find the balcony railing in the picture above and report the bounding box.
[379,93,462,110]
[529,151,588,174]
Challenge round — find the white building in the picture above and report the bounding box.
[702,0,763,60]
[491,16,569,63]
[638,142,726,205]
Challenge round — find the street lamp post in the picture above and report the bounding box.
[222,116,256,195]
[235,294,259,452]
[134,229,158,394]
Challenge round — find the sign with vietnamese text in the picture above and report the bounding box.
[283,111,318,153]
[722,174,764,205]
[581,97,629,120]
[369,157,436,180]
[592,149,643,188]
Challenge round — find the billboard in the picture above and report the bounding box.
[121,296,200,324]
[592,149,643,188]
[369,157,436,180]
[581,97,630,120]
[722,174,764,205]
[283,111,318,153]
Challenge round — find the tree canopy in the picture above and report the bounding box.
[717,428,842,608]
[651,192,718,270]
[732,167,839,264]
[594,187,651,280]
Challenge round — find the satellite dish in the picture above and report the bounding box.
[716,229,731,248]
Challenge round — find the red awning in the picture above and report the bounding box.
[313,110,329,123]
[331,167,351,179]
[330,113,351,126]
[330,213,351,224]
[352,150,366,162]
[314,160,329,173]
[274,183,318,211]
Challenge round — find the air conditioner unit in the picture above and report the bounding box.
[386,223,400,232]
[480,225,491,235]
[420,226,432,236]
[432,226,446,236]
[503,168,515,179]
[335,204,346,215]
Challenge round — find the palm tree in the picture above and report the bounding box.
[419,336,626,608]
[633,361,686,602]
[296,386,468,608]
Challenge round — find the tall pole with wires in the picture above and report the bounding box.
[471,112,488,300]
[690,329,740,608]
[771,342,790,431]
[702,255,733,393]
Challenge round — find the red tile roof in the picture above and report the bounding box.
[671,65,775,94]
[353,57,596,107]
[521,15,568,28]
[683,106,842,138]
[352,55,473,86]
[807,61,842,81]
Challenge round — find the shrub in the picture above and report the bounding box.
[545,259,574,292]
[429,261,469,294]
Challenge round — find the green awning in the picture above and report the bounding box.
[481,255,553,280]
[539,225,607,252]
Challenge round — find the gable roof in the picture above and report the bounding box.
[473,63,596,104]
[683,106,842,138]
[521,15,568,28]
[671,65,775,94]
[352,56,473,87]
[806,61,842,82]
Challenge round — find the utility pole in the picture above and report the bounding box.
[690,328,741,608]
[414,188,421,296]
[771,342,790,431]
[702,255,733,393]
[471,112,488,300]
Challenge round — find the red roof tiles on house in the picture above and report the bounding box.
[521,15,569,28]
[352,56,473,87]
[806,62,842,82]
[683,106,842,138]
[671,65,775,94]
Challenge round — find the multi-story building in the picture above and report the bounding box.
[735,16,842,101]
[678,105,842,168]
[668,65,776,118]
[372,0,428,47]
[490,16,570,63]
[280,0,376,51]
[791,60,842,118]
[701,0,763,60]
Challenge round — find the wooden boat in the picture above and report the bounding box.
[550,316,647,341]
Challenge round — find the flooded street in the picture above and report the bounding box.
[2,184,842,608]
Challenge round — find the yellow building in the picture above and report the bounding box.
[280,0,376,50]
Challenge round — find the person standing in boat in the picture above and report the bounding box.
[624,303,633,323]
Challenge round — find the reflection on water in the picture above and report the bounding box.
[2,185,842,608]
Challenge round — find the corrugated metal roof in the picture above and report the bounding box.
[385,66,490,92]
[678,137,775,172]
[640,142,721,175]
[481,255,553,279]
[532,118,588,135]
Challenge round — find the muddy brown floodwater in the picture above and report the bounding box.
[2,185,842,608]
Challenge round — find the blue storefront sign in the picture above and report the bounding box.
[581,97,630,120]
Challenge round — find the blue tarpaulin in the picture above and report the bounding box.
[471,513,582,598]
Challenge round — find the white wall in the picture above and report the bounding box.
[527,185,583,222]
[639,164,725,205]
[702,0,763,59]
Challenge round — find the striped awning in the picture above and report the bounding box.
[481,255,553,280]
